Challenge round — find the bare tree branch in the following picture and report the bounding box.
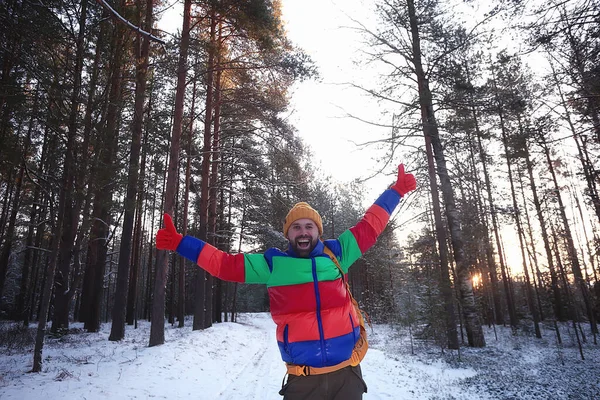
[95,0,166,45]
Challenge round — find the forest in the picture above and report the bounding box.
[0,0,598,376]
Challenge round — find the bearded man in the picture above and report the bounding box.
[155,164,416,400]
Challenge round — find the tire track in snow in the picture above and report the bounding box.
[217,315,285,400]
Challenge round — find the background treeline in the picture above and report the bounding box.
[0,0,598,371]
[353,0,600,352]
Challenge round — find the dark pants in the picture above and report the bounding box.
[279,365,368,400]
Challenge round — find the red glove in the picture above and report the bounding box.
[391,164,416,196]
[156,213,183,251]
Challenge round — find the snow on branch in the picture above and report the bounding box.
[95,0,167,45]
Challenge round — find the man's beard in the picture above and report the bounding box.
[290,236,317,257]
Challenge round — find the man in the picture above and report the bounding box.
[156,164,416,400]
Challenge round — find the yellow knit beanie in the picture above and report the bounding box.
[283,202,323,237]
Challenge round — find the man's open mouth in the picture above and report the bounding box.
[296,239,311,249]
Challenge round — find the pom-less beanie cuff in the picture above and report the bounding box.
[283,202,323,237]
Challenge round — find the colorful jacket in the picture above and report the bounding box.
[176,189,401,367]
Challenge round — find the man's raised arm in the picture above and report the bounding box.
[335,164,417,270]
[156,214,270,283]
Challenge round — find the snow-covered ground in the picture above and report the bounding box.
[0,314,598,399]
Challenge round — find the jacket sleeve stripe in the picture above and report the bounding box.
[349,223,377,254]
[342,189,401,264]
[349,203,390,253]
[177,236,204,263]
[178,237,268,283]
[363,204,389,235]
[196,243,220,274]
[337,230,363,270]
[192,242,245,282]
[244,254,271,284]
[373,188,401,214]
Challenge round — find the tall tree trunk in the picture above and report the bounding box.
[179,73,197,328]
[406,0,484,347]
[110,0,152,342]
[51,0,88,334]
[469,92,514,326]
[31,43,87,372]
[195,12,217,331]
[529,134,566,320]
[149,0,191,346]
[571,187,598,283]
[84,20,126,333]
[231,191,247,323]
[144,169,158,321]
[517,166,546,322]
[551,223,585,359]
[0,159,24,309]
[18,184,40,324]
[543,130,598,336]
[209,30,222,324]
[78,12,107,324]
[22,129,50,326]
[549,61,600,224]
[13,85,40,322]
[127,121,149,325]
[493,97,541,338]
[425,131,459,349]
[462,69,505,326]
[0,83,37,310]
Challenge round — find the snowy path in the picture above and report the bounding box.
[0,313,487,399]
[2,313,599,399]
[211,316,284,399]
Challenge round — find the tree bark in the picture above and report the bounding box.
[83,20,126,333]
[464,64,506,326]
[179,72,197,328]
[209,28,222,324]
[406,0,484,347]
[549,61,600,224]
[149,0,191,346]
[195,12,217,331]
[493,90,541,338]
[31,41,87,371]
[77,11,107,324]
[544,130,598,336]
[110,0,153,342]
[50,0,89,334]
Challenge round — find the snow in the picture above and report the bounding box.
[1,314,599,399]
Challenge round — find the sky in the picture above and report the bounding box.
[1,313,599,399]
[157,0,598,273]
[158,0,399,197]
[279,0,394,186]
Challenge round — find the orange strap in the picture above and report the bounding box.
[286,342,363,376]
[285,246,369,377]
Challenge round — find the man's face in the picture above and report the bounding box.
[286,218,319,257]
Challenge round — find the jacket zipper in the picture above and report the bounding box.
[349,313,357,343]
[283,324,289,353]
[311,257,327,365]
